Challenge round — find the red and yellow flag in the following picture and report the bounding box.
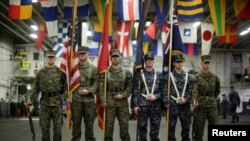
[8,0,32,20]
[219,24,238,44]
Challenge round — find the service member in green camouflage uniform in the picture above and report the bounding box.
[99,49,132,141]
[69,46,98,141]
[192,55,220,141]
[28,50,66,141]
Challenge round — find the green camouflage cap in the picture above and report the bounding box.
[46,50,56,57]
[78,46,89,54]
[201,55,211,63]
[110,49,121,57]
[144,52,154,60]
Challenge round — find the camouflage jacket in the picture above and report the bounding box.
[132,69,164,107]
[72,62,98,103]
[192,71,220,107]
[162,70,193,111]
[30,66,66,107]
[99,67,132,107]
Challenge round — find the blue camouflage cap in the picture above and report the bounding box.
[144,52,154,60]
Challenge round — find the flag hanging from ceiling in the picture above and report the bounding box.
[145,22,156,40]
[234,0,250,19]
[117,20,132,57]
[36,22,47,51]
[208,0,225,36]
[41,0,58,37]
[118,0,141,21]
[201,22,214,56]
[60,19,80,94]
[8,0,32,20]
[152,40,164,56]
[153,0,168,31]
[219,24,238,44]
[183,43,198,56]
[96,1,111,130]
[177,0,204,21]
[64,0,89,19]
[179,22,197,43]
[53,23,69,57]
[93,0,113,42]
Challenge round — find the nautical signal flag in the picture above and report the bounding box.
[153,0,168,31]
[177,0,204,21]
[183,43,198,56]
[233,0,250,19]
[36,22,47,51]
[201,22,214,56]
[118,0,141,21]
[219,24,238,44]
[179,22,197,43]
[8,0,32,20]
[64,0,89,19]
[208,0,226,36]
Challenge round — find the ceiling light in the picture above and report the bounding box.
[32,0,38,2]
[239,30,249,36]
[132,40,137,45]
[82,22,88,28]
[134,22,139,28]
[193,21,201,27]
[145,21,152,27]
[31,25,38,31]
[30,34,37,39]
[87,31,92,36]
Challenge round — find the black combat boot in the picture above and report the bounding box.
[236,116,239,122]
[231,116,235,123]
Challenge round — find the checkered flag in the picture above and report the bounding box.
[53,23,69,57]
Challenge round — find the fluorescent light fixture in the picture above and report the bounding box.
[31,25,38,31]
[87,31,92,36]
[82,22,88,28]
[32,0,38,2]
[239,30,249,36]
[134,22,139,28]
[30,34,37,39]
[193,21,201,27]
[27,84,31,90]
[145,21,152,27]
[132,40,137,45]
[247,27,250,31]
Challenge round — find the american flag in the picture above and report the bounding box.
[60,19,80,94]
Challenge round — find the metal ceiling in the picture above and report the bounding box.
[0,0,250,51]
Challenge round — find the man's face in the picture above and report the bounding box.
[145,58,154,67]
[46,56,56,65]
[79,52,88,61]
[111,55,120,65]
[201,61,210,70]
[173,61,183,69]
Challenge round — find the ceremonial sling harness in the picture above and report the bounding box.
[170,72,188,103]
[141,70,157,99]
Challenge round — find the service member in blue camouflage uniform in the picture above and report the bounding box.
[68,46,98,141]
[132,52,164,141]
[99,49,132,141]
[163,52,193,141]
[192,55,220,141]
[28,50,66,141]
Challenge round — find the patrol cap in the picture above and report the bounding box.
[46,50,56,57]
[171,50,185,62]
[222,94,226,97]
[201,55,211,63]
[78,46,89,54]
[144,52,154,60]
[110,49,121,57]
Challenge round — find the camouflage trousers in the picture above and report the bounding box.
[192,107,218,141]
[169,109,191,141]
[39,105,63,141]
[71,101,96,141]
[105,107,130,141]
[138,105,161,141]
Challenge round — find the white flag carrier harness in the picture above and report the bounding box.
[141,69,157,98]
[169,72,188,102]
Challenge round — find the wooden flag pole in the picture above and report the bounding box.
[102,72,107,141]
[166,0,174,141]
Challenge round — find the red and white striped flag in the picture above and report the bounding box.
[118,0,141,21]
[60,20,80,94]
[116,20,131,57]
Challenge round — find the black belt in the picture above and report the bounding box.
[42,92,60,97]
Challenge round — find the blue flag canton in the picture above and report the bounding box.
[184,28,191,36]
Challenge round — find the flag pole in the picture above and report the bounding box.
[66,0,78,141]
[102,72,107,141]
[166,0,174,141]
